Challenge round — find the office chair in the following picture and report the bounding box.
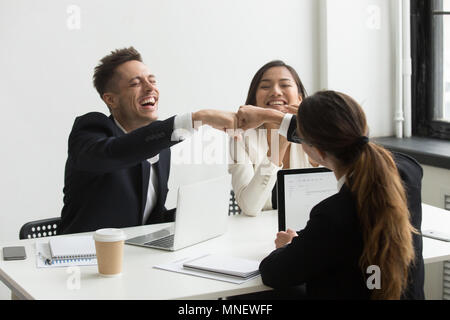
[19,217,61,240]
[228,190,242,216]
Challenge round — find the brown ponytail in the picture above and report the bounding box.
[348,143,416,299]
[297,91,417,299]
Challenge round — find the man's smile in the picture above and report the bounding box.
[139,95,157,110]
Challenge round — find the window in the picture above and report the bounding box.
[412,0,450,140]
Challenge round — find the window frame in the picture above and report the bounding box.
[411,0,450,140]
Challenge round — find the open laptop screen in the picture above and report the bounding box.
[277,168,338,231]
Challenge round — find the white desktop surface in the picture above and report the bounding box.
[0,212,277,300]
[421,204,450,263]
[1,204,449,300]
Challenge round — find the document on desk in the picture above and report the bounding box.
[153,254,261,284]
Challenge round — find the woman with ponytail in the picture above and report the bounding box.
[237,90,424,299]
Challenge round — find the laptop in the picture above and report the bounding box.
[125,175,230,251]
[277,168,338,232]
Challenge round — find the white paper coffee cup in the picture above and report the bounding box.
[93,229,126,277]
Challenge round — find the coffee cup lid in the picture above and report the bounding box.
[93,228,126,242]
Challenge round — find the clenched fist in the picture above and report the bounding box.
[275,228,298,249]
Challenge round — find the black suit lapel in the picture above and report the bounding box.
[142,158,165,225]
[144,152,170,224]
[153,160,164,210]
[141,160,150,224]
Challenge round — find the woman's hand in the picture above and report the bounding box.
[309,158,320,167]
[286,104,300,115]
[265,103,299,115]
[275,229,298,249]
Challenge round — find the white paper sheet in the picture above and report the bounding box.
[153,255,261,284]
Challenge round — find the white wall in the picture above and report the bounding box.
[422,165,450,210]
[320,0,397,137]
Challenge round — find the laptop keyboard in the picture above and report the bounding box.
[144,234,174,248]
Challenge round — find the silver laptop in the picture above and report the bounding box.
[125,175,230,251]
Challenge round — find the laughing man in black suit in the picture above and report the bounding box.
[60,47,236,234]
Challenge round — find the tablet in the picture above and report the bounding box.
[277,168,338,231]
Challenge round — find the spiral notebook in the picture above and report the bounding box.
[35,235,97,268]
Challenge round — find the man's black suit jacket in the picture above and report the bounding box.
[59,112,181,234]
[259,116,425,299]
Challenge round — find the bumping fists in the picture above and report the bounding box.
[236,105,268,131]
[191,104,296,133]
[236,105,291,131]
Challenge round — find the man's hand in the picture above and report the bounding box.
[192,110,237,132]
[274,228,298,249]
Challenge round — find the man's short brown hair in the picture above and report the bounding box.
[93,47,142,98]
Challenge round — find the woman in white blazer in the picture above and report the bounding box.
[229,60,315,216]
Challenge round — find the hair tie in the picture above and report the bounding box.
[358,136,369,146]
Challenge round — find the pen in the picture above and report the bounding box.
[38,252,53,265]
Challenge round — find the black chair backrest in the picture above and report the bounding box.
[228,190,242,216]
[19,217,61,240]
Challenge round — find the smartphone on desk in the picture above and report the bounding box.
[2,246,27,261]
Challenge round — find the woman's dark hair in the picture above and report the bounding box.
[297,90,417,300]
[245,60,307,105]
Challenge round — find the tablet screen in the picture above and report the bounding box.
[278,168,338,231]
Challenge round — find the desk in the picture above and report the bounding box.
[1,204,449,300]
[0,212,277,300]
[420,204,450,263]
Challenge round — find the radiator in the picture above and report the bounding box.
[444,195,450,300]
[444,261,450,300]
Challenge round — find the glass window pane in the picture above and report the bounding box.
[440,0,450,121]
